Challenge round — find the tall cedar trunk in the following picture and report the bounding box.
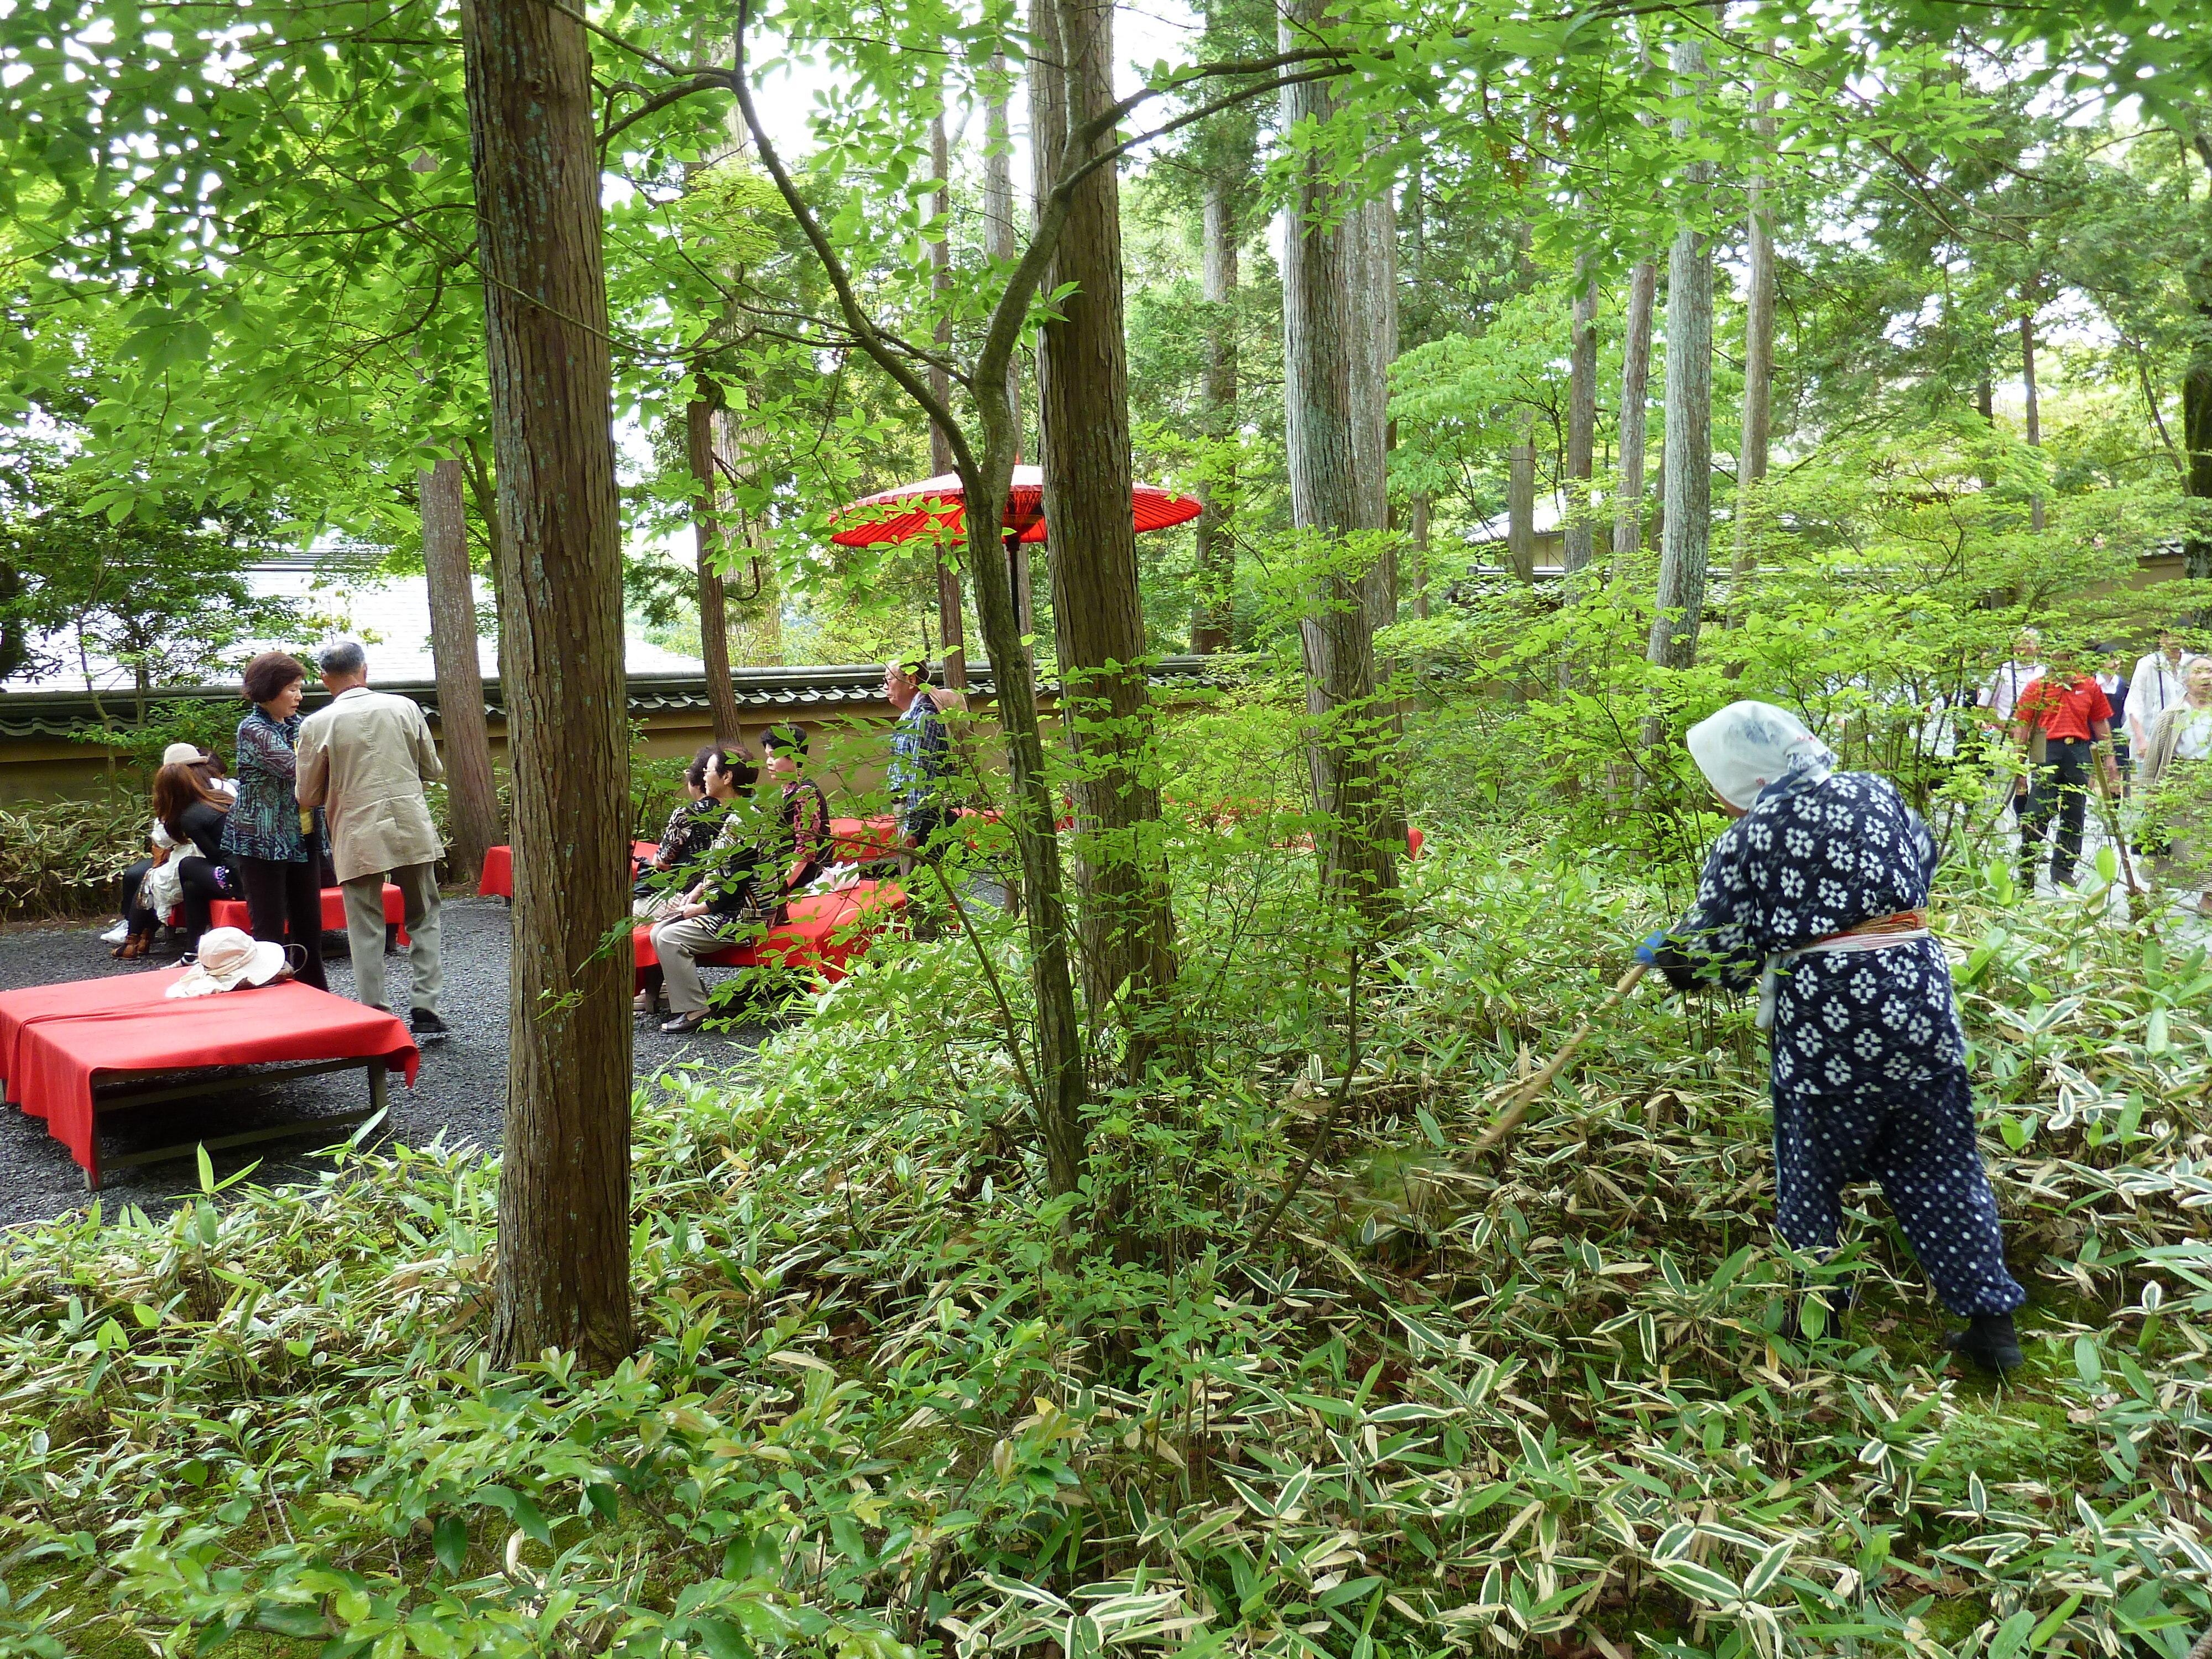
[1612,259,1658,568]
[2187,133,2212,583]
[1645,35,1715,680]
[1280,0,1401,917]
[686,402,743,742]
[710,406,782,665]
[419,458,501,884]
[2021,305,2045,534]
[1356,186,1399,640]
[1563,269,1598,578]
[1190,175,1240,653]
[984,68,1034,633]
[1030,0,1178,1043]
[1506,415,1537,582]
[1729,88,1776,611]
[462,0,634,1371]
[928,110,968,688]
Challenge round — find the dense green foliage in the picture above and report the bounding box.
[0,834,2206,1658]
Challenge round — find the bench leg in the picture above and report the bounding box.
[385,923,399,953]
[369,1058,387,1115]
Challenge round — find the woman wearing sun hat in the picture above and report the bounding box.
[1636,700,2026,1373]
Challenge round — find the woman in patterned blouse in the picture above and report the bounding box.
[1636,701,2025,1373]
[220,652,329,991]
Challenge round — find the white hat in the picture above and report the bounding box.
[1685,700,1835,812]
[165,927,289,999]
[162,742,212,767]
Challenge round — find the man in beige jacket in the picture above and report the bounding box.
[296,639,448,1040]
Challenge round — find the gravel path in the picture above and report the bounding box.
[0,895,766,1229]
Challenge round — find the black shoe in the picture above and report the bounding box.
[410,1009,450,1043]
[1945,1312,2023,1374]
[659,1011,708,1035]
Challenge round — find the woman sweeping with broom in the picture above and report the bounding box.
[1635,701,2026,1373]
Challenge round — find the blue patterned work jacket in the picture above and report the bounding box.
[1654,771,1965,1105]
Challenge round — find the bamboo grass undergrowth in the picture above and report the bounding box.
[0,835,2205,1658]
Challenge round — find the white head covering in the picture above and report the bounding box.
[1685,701,1837,812]
[165,927,289,999]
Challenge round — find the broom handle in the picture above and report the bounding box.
[1470,962,1649,1155]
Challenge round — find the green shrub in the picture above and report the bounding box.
[0,796,144,921]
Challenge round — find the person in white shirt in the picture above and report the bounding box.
[2127,629,2201,753]
[2139,658,2212,916]
[1974,628,2046,729]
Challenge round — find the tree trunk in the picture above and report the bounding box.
[1410,492,1431,618]
[1645,35,1715,680]
[983,66,1033,635]
[1507,414,1537,582]
[1190,174,1240,654]
[1281,0,1401,919]
[419,458,502,885]
[1729,88,1776,609]
[1356,184,1399,637]
[1612,259,1658,568]
[2187,294,2212,582]
[926,109,968,690]
[1031,0,1178,1045]
[1563,269,1598,578]
[686,401,744,743]
[2021,304,2045,534]
[462,0,634,1373]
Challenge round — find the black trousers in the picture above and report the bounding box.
[2021,737,2098,886]
[119,857,154,932]
[236,855,328,991]
[172,857,231,937]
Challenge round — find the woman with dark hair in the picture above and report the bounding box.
[760,723,831,907]
[149,762,236,938]
[634,747,754,1015]
[644,748,776,1031]
[220,651,329,990]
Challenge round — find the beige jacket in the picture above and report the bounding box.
[296,686,446,884]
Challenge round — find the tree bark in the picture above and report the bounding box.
[927,109,968,690]
[2020,304,2045,534]
[1729,87,1777,607]
[983,65,1034,635]
[1281,0,1401,919]
[1409,492,1431,618]
[1645,35,1715,679]
[1031,0,1178,1045]
[2187,296,2212,581]
[419,458,501,886]
[1507,414,1537,583]
[462,0,633,1372]
[1563,269,1598,578]
[686,401,744,742]
[1612,259,1658,568]
[1190,174,1240,654]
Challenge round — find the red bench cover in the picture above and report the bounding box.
[828,817,901,859]
[481,843,657,899]
[633,881,906,992]
[208,883,409,946]
[0,974,419,1177]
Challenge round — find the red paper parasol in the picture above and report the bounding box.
[830,463,1201,547]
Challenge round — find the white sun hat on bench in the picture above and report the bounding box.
[165,927,290,999]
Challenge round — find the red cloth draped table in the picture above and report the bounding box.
[828,817,901,860]
[0,973,420,1190]
[480,843,659,900]
[209,883,410,947]
[633,881,907,992]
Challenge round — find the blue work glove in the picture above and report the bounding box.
[1633,929,1670,966]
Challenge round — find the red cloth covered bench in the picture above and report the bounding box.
[828,817,901,860]
[633,881,907,992]
[209,883,410,949]
[0,973,419,1191]
[480,843,657,900]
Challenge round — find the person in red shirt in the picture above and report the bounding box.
[2011,649,2122,890]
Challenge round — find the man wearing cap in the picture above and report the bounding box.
[881,659,951,872]
[295,638,449,1040]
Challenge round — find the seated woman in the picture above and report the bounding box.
[759,722,832,907]
[149,761,237,940]
[645,748,784,1034]
[107,830,164,958]
[633,747,728,921]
